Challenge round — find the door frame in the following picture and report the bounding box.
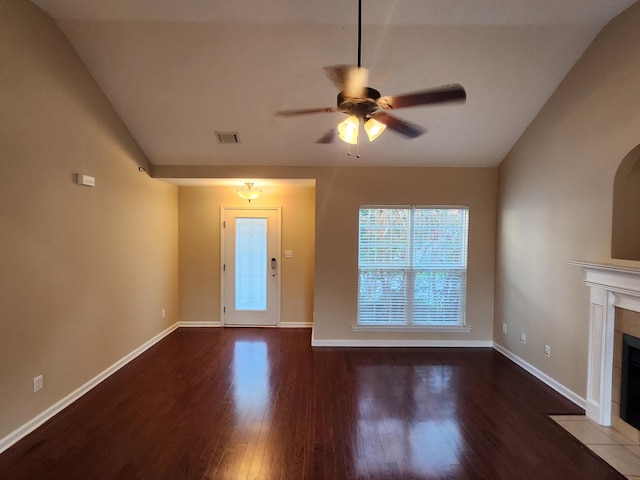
[220,206,282,326]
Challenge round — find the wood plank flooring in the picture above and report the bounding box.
[0,328,626,479]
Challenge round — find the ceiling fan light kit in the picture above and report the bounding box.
[275,0,466,150]
[364,117,386,142]
[337,115,359,144]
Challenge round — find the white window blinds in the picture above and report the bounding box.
[358,207,468,325]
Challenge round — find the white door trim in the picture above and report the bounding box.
[220,206,282,326]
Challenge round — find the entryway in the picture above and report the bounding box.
[221,207,281,326]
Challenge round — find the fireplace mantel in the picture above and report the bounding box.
[570,261,640,425]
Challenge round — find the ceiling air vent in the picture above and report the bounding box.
[215,132,241,144]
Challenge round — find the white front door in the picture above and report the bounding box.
[222,208,280,326]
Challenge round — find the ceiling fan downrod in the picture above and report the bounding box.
[357,0,362,68]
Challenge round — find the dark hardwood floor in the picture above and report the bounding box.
[0,328,625,479]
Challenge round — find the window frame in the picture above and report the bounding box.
[356,205,470,331]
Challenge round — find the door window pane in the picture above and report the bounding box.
[235,218,267,310]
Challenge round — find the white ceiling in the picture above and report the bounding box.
[31,0,637,168]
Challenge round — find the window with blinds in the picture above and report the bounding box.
[358,207,468,325]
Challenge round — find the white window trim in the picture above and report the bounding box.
[352,324,472,333]
[357,205,469,328]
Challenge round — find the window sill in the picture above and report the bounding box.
[353,324,472,333]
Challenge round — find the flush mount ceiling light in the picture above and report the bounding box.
[236,182,262,202]
[276,0,466,149]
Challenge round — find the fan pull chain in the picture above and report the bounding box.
[345,144,362,158]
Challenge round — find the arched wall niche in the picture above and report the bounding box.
[612,144,640,260]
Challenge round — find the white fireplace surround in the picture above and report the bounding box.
[571,261,640,426]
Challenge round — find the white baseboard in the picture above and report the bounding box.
[0,322,179,455]
[193,322,311,328]
[177,321,222,327]
[492,342,586,408]
[278,322,313,328]
[311,338,493,347]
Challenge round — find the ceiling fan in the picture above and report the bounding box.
[276,0,466,146]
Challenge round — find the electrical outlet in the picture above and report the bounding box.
[161,309,166,319]
[33,375,43,393]
[544,345,551,357]
[503,323,508,334]
[521,333,527,344]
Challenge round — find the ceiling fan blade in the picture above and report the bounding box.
[323,65,353,91]
[344,66,369,98]
[372,112,426,139]
[315,129,336,144]
[377,84,466,110]
[276,107,339,117]
[323,65,369,98]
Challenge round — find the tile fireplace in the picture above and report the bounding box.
[572,262,640,430]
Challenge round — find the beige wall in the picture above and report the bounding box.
[313,167,497,343]
[179,184,315,325]
[0,0,179,441]
[495,2,640,397]
[162,165,497,343]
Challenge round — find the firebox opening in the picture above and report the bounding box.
[621,333,640,430]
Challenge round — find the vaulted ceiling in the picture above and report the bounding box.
[31,0,637,167]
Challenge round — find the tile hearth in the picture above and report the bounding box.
[552,415,640,479]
